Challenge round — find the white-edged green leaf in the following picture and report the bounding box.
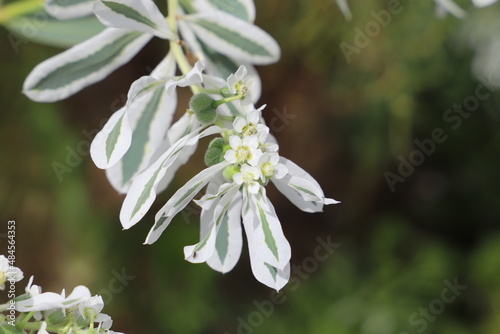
[104,54,178,193]
[207,194,243,273]
[90,106,132,169]
[165,61,205,95]
[193,0,255,22]
[45,0,94,20]
[154,113,201,194]
[94,0,174,39]
[23,28,152,102]
[178,18,206,61]
[242,192,290,291]
[272,157,339,213]
[6,12,105,49]
[184,183,239,265]
[114,84,177,189]
[146,161,228,244]
[251,189,291,270]
[184,11,280,65]
[184,197,219,263]
[120,126,222,229]
[120,131,201,227]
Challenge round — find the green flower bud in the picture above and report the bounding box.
[204,138,227,166]
[189,93,217,124]
[223,165,240,180]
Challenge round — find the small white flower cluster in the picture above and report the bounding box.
[0,257,123,334]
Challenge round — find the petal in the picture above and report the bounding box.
[93,0,174,39]
[233,117,247,133]
[23,28,152,102]
[229,135,242,149]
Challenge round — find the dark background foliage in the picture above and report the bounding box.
[1,0,499,333]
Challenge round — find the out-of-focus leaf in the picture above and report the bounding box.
[6,11,105,48]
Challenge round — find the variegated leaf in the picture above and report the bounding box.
[242,191,290,291]
[146,161,228,244]
[120,126,222,230]
[45,0,94,20]
[192,0,255,22]
[23,28,152,102]
[183,11,280,65]
[272,157,339,213]
[90,106,132,169]
[207,194,243,273]
[93,0,174,39]
[251,189,291,270]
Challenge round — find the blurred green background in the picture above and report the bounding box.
[1,0,500,333]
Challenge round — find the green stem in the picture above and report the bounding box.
[213,94,244,107]
[199,88,224,95]
[21,321,60,333]
[16,311,35,329]
[167,0,201,94]
[0,0,44,25]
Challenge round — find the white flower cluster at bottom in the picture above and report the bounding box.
[0,256,123,334]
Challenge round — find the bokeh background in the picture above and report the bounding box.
[1,0,500,333]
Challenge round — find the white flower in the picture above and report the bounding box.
[233,164,261,194]
[226,66,257,110]
[233,110,268,138]
[78,295,104,319]
[258,153,288,182]
[0,255,23,290]
[16,285,91,312]
[224,135,262,166]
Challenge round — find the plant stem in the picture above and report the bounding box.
[167,0,201,94]
[213,94,244,108]
[0,0,44,25]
